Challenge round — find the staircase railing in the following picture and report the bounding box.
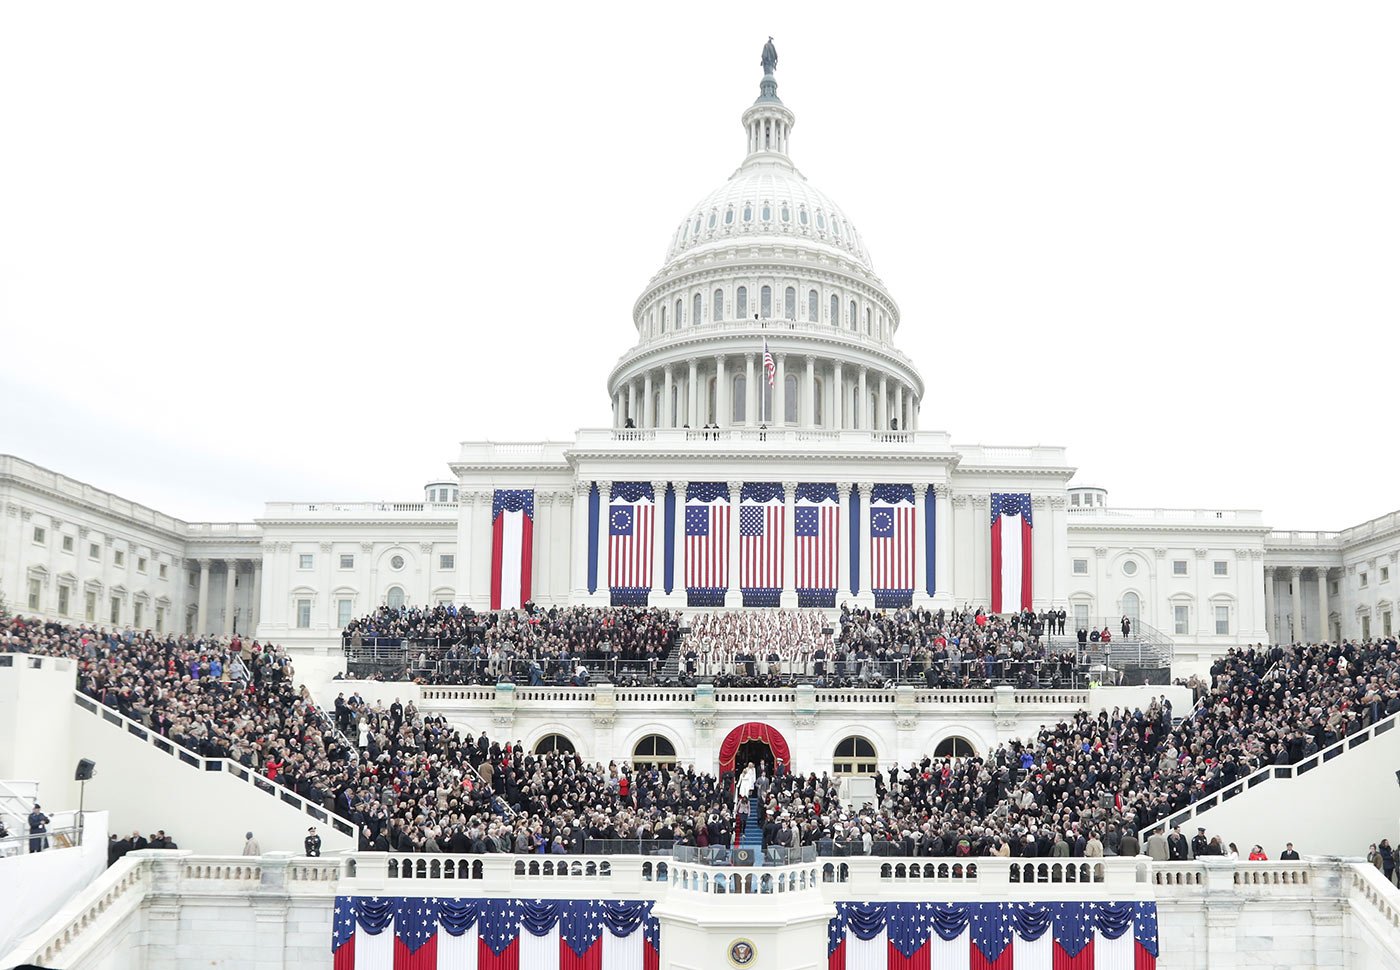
[1140,710,1400,839]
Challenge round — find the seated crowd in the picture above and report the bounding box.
[3,611,1396,861]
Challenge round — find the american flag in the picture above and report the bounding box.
[333,896,661,970]
[795,483,840,601]
[870,483,916,600]
[762,339,776,387]
[739,486,784,601]
[685,482,730,602]
[827,900,1158,970]
[608,483,655,600]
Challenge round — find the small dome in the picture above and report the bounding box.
[663,165,873,271]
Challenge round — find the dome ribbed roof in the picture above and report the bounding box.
[662,162,873,271]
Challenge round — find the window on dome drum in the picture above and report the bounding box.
[708,211,717,229]
[732,376,746,423]
[534,734,575,755]
[743,204,752,222]
[386,586,405,609]
[830,294,838,324]
[633,734,677,767]
[799,207,808,225]
[808,290,818,321]
[817,211,826,230]
[725,207,734,225]
[737,287,748,319]
[1174,604,1190,635]
[1213,561,1228,576]
[784,287,795,320]
[693,294,701,325]
[865,308,872,334]
[781,205,790,222]
[784,375,798,424]
[660,305,667,333]
[707,378,717,424]
[713,289,724,321]
[933,736,977,759]
[1173,560,1188,576]
[848,301,857,329]
[1215,605,1230,635]
[675,299,683,327]
[833,218,843,238]
[761,285,772,318]
[761,203,771,221]
[693,214,702,235]
[833,736,877,775]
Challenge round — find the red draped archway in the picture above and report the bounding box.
[718,721,791,775]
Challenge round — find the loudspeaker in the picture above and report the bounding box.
[1394,769,1400,789]
[733,848,756,866]
[75,758,96,782]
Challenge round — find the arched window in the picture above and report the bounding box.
[743,204,753,223]
[799,207,809,226]
[725,206,735,225]
[933,736,978,759]
[784,374,798,424]
[652,391,661,427]
[808,289,819,321]
[676,298,684,327]
[732,375,747,423]
[707,377,717,424]
[830,294,839,324]
[848,301,857,329]
[760,285,772,319]
[761,203,772,221]
[817,210,827,230]
[671,385,680,426]
[386,586,405,609]
[707,211,717,229]
[534,734,575,755]
[833,218,843,238]
[713,289,724,321]
[693,293,702,326]
[692,214,702,235]
[784,286,796,320]
[780,204,790,223]
[660,305,667,333]
[633,734,677,767]
[833,736,877,775]
[736,287,748,320]
[865,308,872,334]
[1122,591,1141,629]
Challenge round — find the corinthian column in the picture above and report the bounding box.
[725,480,743,607]
[781,481,797,607]
[857,483,873,605]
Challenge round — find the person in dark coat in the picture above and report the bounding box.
[28,804,50,854]
[304,827,322,857]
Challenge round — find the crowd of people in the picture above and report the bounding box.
[107,828,179,865]
[4,609,1395,863]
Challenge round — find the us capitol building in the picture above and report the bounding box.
[2,56,1398,678]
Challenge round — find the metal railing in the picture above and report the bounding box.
[0,823,82,858]
[72,692,359,839]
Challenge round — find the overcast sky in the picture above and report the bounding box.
[1,3,1395,530]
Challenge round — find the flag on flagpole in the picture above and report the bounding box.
[990,492,1034,613]
[333,897,662,970]
[826,901,1158,970]
[795,482,840,608]
[685,482,731,607]
[762,339,776,387]
[870,483,916,608]
[489,490,534,610]
[608,482,655,606]
[739,482,785,607]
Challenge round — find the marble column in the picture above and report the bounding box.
[725,480,743,607]
[781,481,797,606]
[651,480,668,601]
[626,383,637,428]
[672,481,689,596]
[196,559,211,635]
[662,367,674,428]
[833,361,844,429]
[805,356,816,428]
[1263,567,1276,643]
[1316,567,1331,642]
[934,487,952,599]
[857,483,873,604]
[911,396,920,431]
[837,482,852,596]
[878,376,888,431]
[774,354,786,426]
[687,359,699,429]
[570,482,591,597]
[745,355,756,427]
[857,369,868,430]
[250,560,263,637]
[594,481,611,600]
[533,494,552,602]
[894,383,904,430]
[222,560,239,635]
[914,484,928,600]
[715,354,727,427]
[642,372,654,429]
[1289,567,1304,644]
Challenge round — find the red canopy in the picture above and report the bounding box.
[718,721,792,774]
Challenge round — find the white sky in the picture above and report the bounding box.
[1,3,1395,530]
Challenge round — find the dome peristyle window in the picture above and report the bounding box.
[816,210,826,230]
[780,205,790,222]
[799,207,809,226]
[708,211,717,229]
[743,204,753,223]
[761,203,771,221]
[725,206,734,225]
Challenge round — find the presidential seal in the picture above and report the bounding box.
[728,938,757,967]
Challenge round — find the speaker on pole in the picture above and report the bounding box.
[75,759,96,782]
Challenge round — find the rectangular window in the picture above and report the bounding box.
[1330,580,1339,596]
[28,579,41,611]
[339,554,355,570]
[62,535,74,553]
[85,591,97,622]
[1172,560,1188,576]
[110,596,121,625]
[1213,561,1228,577]
[296,599,312,629]
[337,598,353,628]
[440,554,455,570]
[1173,604,1189,635]
[1383,566,1391,583]
[57,586,70,615]
[1362,615,1371,640]
[299,554,314,570]
[1072,559,1088,576]
[1214,605,1230,635]
[33,526,46,544]
[137,557,148,573]
[133,602,143,627]
[1384,611,1393,637]
[1360,573,1369,588]
[114,550,125,566]
[1074,604,1089,630]
[89,543,101,560]
[156,607,165,633]
[159,563,168,580]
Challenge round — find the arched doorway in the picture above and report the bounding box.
[718,722,791,777]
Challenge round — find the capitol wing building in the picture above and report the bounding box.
[5,59,1397,674]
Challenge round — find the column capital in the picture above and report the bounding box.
[663,363,674,375]
[714,352,727,364]
[574,479,593,498]
[197,558,213,570]
[726,480,744,498]
[781,480,799,494]
[222,558,240,570]
[836,482,852,497]
[687,357,699,368]
[857,482,874,498]
[1285,564,1300,576]
[673,480,689,494]
[650,479,668,497]
[1264,564,1275,577]
[805,355,816,367]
